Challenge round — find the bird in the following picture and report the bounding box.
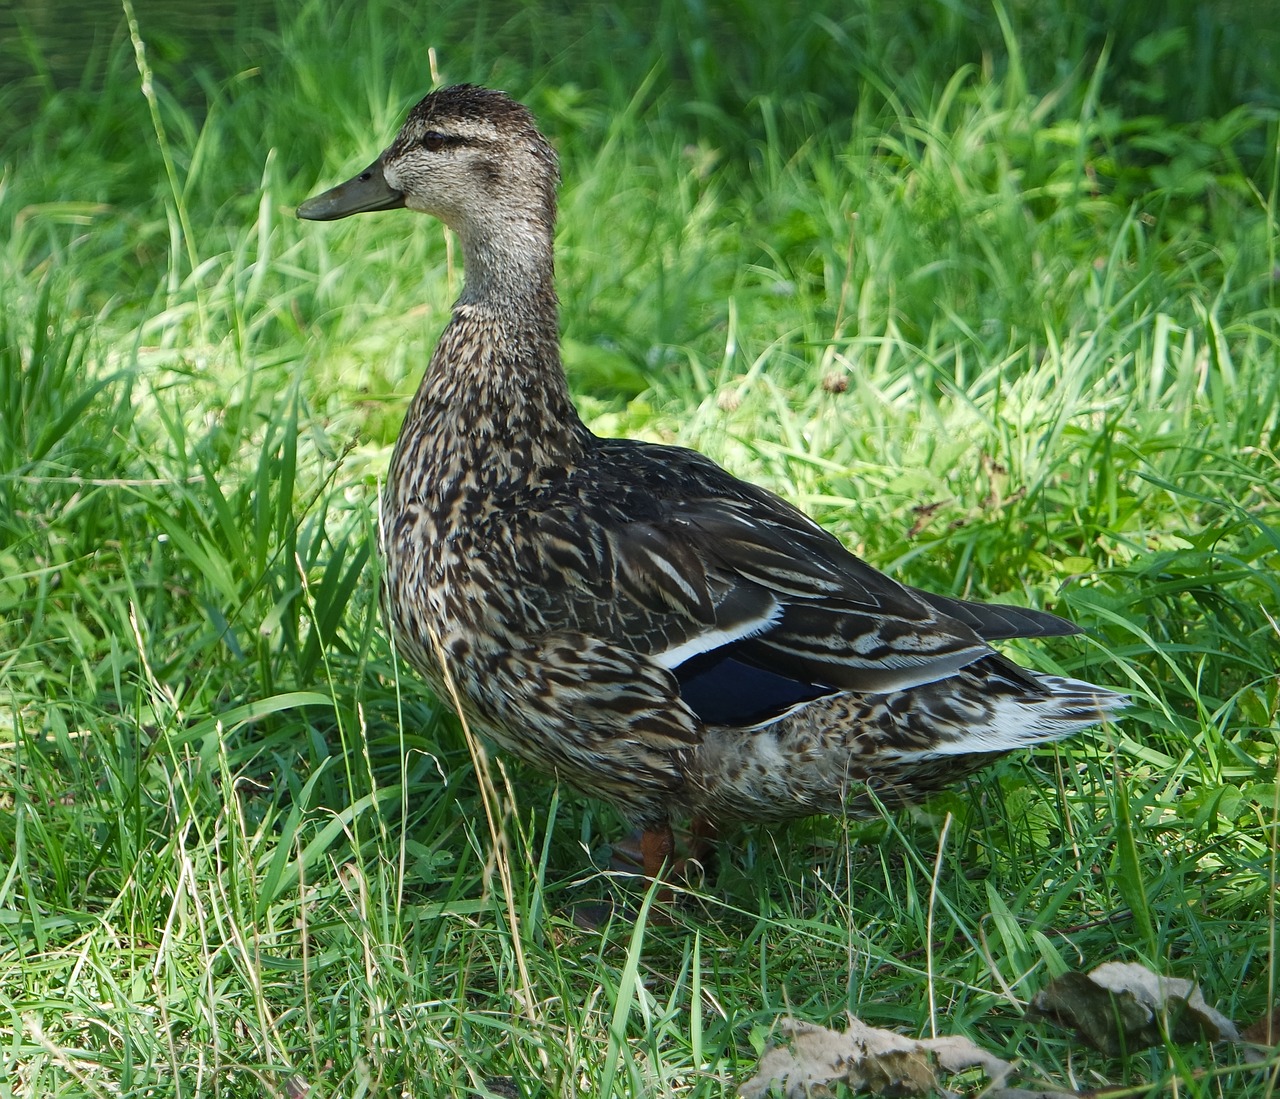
[298,84,1126,880]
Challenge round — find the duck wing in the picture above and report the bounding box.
[906,588,1081,641]
[530,440,1064,728]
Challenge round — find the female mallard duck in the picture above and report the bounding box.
[299,85,1125,877]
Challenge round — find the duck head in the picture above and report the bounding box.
[298,85,559,246]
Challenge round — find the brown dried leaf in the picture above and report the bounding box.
[1241,1004,1280,1064]
[738,1015,1011,1099]
[1030,961,1240,1056]
[907,501,946,538]
[821,370,850,394]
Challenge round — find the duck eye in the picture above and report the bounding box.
[421,131,448,152]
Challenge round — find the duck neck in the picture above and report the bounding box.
[392,226,590,500]
[456,215,556,307]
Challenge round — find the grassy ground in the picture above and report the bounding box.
[1,0,1278,1095]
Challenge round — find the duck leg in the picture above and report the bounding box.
[640,823,676,880]
[688,814,720,876]
[572,825,676,930]
[617,819,717,881]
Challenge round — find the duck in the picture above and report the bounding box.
[298,84,1126,879]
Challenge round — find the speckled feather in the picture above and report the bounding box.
[300,85,1127,833]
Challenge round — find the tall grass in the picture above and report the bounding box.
[1,0,1277,1094]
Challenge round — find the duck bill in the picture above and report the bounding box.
[297,153,405,221]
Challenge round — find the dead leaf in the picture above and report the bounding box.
[821,370,850,394]
[738,1015,1012,1099]
[907,501,946,538]
[1241,1004,1280,1064]
[1030,961,1240,1056]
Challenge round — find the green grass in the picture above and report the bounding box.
[2,0,1278,1095]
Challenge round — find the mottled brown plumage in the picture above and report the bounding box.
[299,85,1126,874]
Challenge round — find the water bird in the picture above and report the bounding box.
[298,84,1125,879]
